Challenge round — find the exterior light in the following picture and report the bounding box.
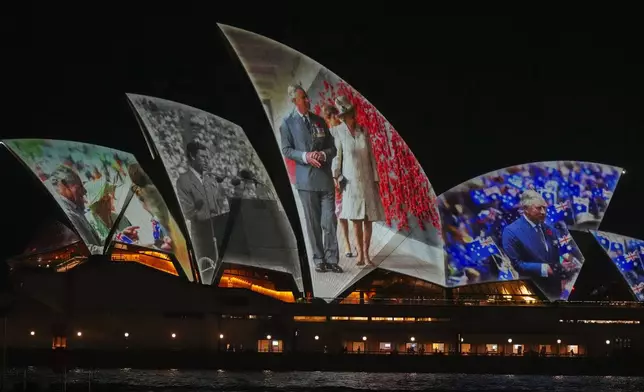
[219,334,224,339]
[314,335,319,340]
[77,331,82,337]
[124,332,129,338]
[30,331,35,336]
[507,338,512,343]
[266,335,272,340]
[171,333,177,339]
[605,340,610,345]
[410,337,416,342]
[460,338,464,342]
[362,336,367,341]
[556,339,561,344]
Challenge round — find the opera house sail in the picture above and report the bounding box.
[439,161,622,301]
[2,139,195,281]
[126,94,303,291]
[219,24,445,300]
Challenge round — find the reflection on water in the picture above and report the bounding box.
[5,368,644,391]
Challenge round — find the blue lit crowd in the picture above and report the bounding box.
[440,162,621,293]
[595,233,644,301]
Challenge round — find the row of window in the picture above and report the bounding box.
[163,314,641,324]
[559,319,640,324]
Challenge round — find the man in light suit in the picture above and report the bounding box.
[176,141,230,283]
[280,84,342,273]
[502,190,579,299]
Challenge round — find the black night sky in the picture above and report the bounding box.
[2,8,642,266]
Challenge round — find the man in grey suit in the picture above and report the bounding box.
[280,84,342,273]
[176,141,230,283]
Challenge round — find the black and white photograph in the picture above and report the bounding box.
[128,94,302,289]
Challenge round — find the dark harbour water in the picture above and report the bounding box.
[5,368,644,392]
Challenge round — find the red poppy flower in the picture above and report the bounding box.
[318,80,441,232]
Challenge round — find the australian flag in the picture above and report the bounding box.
[465,236,501,263]
[557,233,575,256]
[471,189,490,205]
[595,233,611,250]
[533,175,547,189]
[572,196,590,215]
[446,244,472,268]
[610,240,625,255]
[638,244,644,260]
[633,283,644,298]
[505,174,524,190]
[547,200,572,225]
[500,191,520,210]
[614,252,639,272]
[592,187,613,202]
[540,188,556,205]
[567,183,583,198]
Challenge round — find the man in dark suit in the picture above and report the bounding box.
[280,84,342,273]
[502,190,578,300]
[176,141,230,283]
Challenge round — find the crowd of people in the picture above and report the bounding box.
[129,95,274,200]
[440,162,620,300]
[594,232,644,301]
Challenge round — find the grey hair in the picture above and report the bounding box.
[49,165,83,187]
[287,84,305,100]
[520,189,547,208]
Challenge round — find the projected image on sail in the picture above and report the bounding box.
[127,94,302,290]
[3,139,194,281]
[591,231,644,301]
[439,161,621,301]
[220,25,444,299]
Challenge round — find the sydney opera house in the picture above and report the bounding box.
[1,25,642,362]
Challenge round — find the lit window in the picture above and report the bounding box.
[293,316,326,322]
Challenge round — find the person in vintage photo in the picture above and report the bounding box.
[331,96,385,267]
[176,141,230,277]
[280,84,342,273]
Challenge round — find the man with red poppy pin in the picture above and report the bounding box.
[502,189,578,299]
[280,84,342,274]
